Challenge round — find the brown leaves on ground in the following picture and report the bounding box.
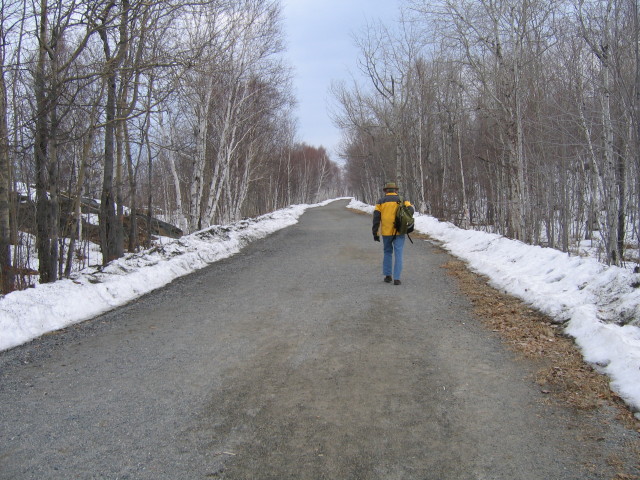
[441,258,640,433]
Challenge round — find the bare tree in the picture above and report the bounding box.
[31,0,105,281]
[2,0,322,290]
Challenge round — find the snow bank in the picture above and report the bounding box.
[348,199,640,414]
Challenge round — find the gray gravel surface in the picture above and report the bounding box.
[1,199,638,479]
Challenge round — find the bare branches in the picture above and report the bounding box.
[3,0,317,287]
[335,0,640,266]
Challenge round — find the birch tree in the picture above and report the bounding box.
[201,0,285,226]
[575,0,632,264]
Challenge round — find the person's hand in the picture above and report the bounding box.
[373,235,380,242]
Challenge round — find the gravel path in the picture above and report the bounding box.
[1,199,637,479]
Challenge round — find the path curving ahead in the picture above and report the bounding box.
[0,200,636,479]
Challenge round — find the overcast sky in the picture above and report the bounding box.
[282,0,401,160]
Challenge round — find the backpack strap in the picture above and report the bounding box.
[391,196,402,242]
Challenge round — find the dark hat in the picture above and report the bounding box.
[383,182,399,191]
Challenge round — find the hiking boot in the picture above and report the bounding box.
[384,275,392,283]
[394,279,401,285]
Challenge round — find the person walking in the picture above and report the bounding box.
[372,182,415,285]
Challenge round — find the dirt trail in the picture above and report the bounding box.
[1,200,638,479]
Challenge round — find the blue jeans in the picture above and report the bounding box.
[382,235,406,280]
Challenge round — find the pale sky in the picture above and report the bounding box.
[282,0,401,160]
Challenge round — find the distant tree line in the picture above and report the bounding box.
[333,0,639,267]
[0,0,342,293]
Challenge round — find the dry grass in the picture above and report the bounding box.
[442,256,640,478]
[441,257,640,432]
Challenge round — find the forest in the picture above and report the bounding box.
[2,0,639,296]
[0,0,342,293]
[333,0,640,269]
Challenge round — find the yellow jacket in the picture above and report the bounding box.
[372,193,414,236]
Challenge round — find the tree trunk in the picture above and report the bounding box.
[65,120,96,277]
[34,0,52,283]
[100,66,120,264]
[457,123,469,228]
[168,146,187,233]
[0,42,13,293]
[124,121,137,252]
[98,1,128,265]
[634,0,640,264]
[203,80,245,225]
[48,100,59,282]
[601,55,620,264]
[188,81,214,232]
[115,115,124,255]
